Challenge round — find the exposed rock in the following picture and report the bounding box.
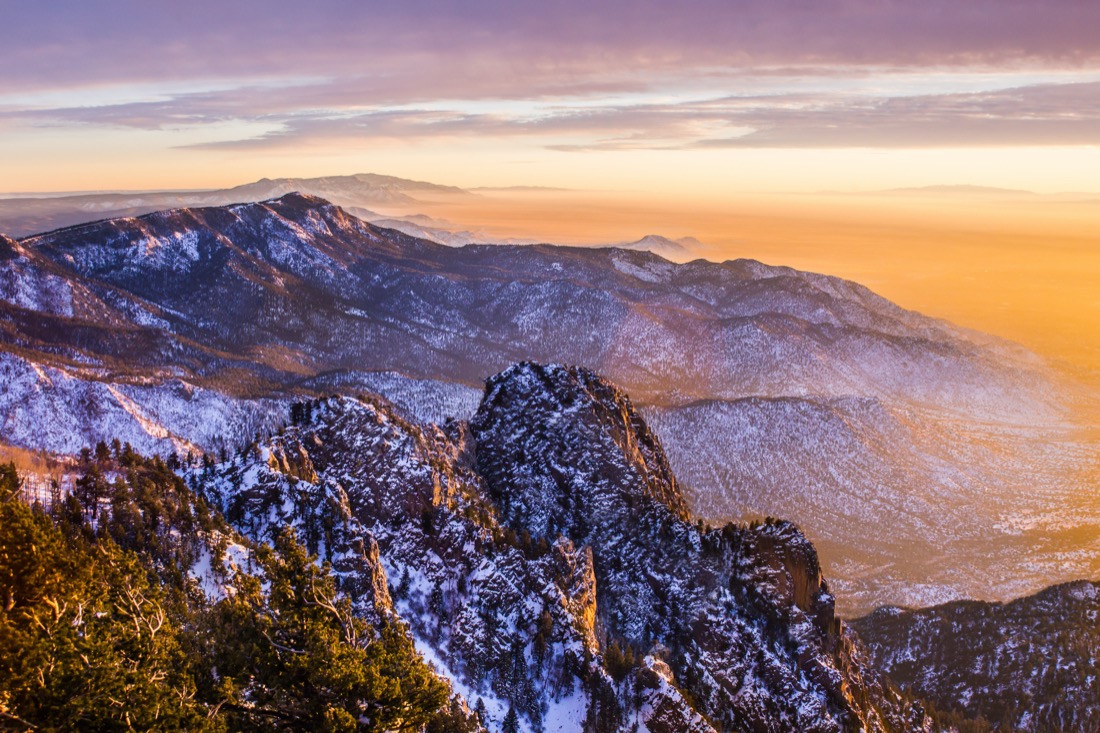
[3,191,1084,616]
[196,365,926,732]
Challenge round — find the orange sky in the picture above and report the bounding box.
[412,188,1100,386]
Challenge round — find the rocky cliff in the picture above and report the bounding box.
[198,363,926,732]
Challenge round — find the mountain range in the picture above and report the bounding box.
[0,174,700,260]
[2,192,1095,616]
[196,362,928,732]
[3,188,1100,730]
[5,361,943,732]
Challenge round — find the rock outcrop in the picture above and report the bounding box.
[199,364,925,732]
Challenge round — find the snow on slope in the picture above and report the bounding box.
[853,580,1100,732]
[0,351,284,455]
[645,396,1100,614]
[2,192,1092,615]
[193,368,926,732]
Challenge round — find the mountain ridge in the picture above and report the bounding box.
[2,192,1095,615]
[852,579,1100,731]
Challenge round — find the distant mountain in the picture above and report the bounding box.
[367,217,540,247]
[604,234,697,261]
[219,173,474,207]
[361,224,699,258]
[0,173,475,237]
[1,193,1094,614]
[853,581,1100,732]
[0,173,702,259]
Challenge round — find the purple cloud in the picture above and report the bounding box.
[4,1,1100,98]
[4,1,1099,156]
[23,80,1087,150]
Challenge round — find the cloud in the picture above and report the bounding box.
[5,2,1100,154]
[100,80,1096,151]
[692,82,1100,148]
[5,1,1100,99]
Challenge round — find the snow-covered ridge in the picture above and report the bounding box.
[853,579,1100,732]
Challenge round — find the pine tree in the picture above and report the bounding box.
[0,494,209,731]
[205,528,449,731]
[502,706,520,733]
[474,698,488,726]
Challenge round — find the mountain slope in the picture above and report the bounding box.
[0,442,470,731]
[1,193,1094,613]
[642,397,1100,611]
[852,581,1100,732]
[197,364,928,732]
[470,363,921,732]
[7,193,1050,413]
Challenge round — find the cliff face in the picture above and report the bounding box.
[197,362,925,732]
[472,363,918,733]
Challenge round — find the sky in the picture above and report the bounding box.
[3,0,1100,381]
[3,0,1100,194]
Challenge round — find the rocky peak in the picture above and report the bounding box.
[472,361,688,542]
[471,362,919,731]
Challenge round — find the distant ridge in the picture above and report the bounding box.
[0,173,475,237]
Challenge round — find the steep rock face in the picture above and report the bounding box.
[472,362,688,544]
[471,363,921,733]
[200,396,622,731]
[196,369,925,732]
[853,581,1100,732]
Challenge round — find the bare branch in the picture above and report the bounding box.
[0,709,39,731]
[260,629,306,656]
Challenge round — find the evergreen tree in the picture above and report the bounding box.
[0,493,209,731]
[1,450,454,732]
[0,461,19,500]
[206,528,449,731]
[501,706,520,733]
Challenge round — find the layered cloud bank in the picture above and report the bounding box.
[4,1,1100,193]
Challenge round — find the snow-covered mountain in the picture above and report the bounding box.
[197,363,928,732]
[1,193,1094,613]
[643,397,1100,613]
[853,580,1100,732]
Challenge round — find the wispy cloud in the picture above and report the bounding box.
[17,78,1094,151]
[6,1,1100,97]
[3,0,1100,189]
